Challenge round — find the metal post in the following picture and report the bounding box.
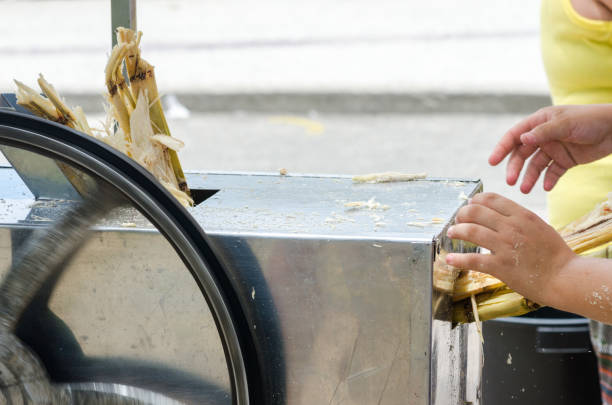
[111,0,137,47]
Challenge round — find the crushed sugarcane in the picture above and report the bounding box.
[432,250,460,294]
[452,287,540,323]
[470,294,484,344]
[14,28,192,206]
[352,172,427,184]
[344,197,390,211]
[451,192,612,323]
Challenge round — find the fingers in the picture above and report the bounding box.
[469,192,523,217]
[519,143,576,192]
[445,252,496,272]
[489,110,550,166]
[455,202,507,232]
[446,223,499,252]
[520,118,570,146]
[506,144,537,185]
[519,149,551,193]
[542,161,568,191]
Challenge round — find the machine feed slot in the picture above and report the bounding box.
[191,188,219,206]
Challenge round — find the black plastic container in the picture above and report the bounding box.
[482,308,601,404]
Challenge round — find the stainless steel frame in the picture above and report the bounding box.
[0,117,251,404]
[0,110,484,404]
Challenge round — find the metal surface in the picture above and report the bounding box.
[0,109,484,404]
[0,110,256,404]
[0,167,483,403]
[195,173,483,404]
[111,0,137,46]
[0,183,188,403]
[0,93,81,200]
[59,383,183,404]
[482,315,601,404]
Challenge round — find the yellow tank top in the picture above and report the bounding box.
[541,0,612,229]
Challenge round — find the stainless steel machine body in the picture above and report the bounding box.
[1,2,482,402]
[0,154,483,404]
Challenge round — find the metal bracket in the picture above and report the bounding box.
[0,94,82,200]
[111,0,137,47]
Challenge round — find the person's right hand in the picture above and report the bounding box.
[489,104,612,193]
[446,192,577,306]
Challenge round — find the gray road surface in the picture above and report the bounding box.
[1,0,546,95]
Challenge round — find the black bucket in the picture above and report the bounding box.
[482,308,601,404]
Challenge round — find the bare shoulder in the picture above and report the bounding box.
[570,0,612,20]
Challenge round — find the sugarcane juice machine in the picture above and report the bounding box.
[0,2,483,404]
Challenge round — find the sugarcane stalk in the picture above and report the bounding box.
[117,28,190,196]
[433,250,460,295]
[453,288,540,323]
[565,221,612,253]
[37,75,78,126]
[105,43,132,141]
[14,80,62,123]
[72,106,93,135]
[452,270,505,302]
[452,212,612,323]
[14,27,192,206]
[131,61,189,194]
[117,27,141,79]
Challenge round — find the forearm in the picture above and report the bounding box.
[544,256,612,323]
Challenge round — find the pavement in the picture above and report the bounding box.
[1,0,547,96]
[0,0,550,218]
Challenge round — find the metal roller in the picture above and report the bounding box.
[0,108,257,404]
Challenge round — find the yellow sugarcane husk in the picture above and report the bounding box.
[452,270,505,302]
[453,287,540,324]
[564,220,612,254]
[72,106,93,136]
[105,43,132,141]
[133,65,189,194]
[116,28,140,112]
[14,80,62,122]
[37,74,78,126]
[14,27,192,206]
[116,27,141,80]
[433,250,460,295]
[117,28,190,197]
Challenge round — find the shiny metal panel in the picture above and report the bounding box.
[0,145,81,200]
[211,235,433,404]
[0,95,82,201]
[0,226,232,404]
[0,168,483,404]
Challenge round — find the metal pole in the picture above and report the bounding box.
[111,0,137,48]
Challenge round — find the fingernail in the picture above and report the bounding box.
[520,132,535,144]
[446,226,455,237]
[446,253,456,265]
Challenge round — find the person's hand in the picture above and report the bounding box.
[490,104,612,193]
[445,193,577,306]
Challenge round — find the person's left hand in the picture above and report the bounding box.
[489,104,612,193]
[445,192,577,306]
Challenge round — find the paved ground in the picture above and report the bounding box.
[1,0,547,95]
[0,0,549,219]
